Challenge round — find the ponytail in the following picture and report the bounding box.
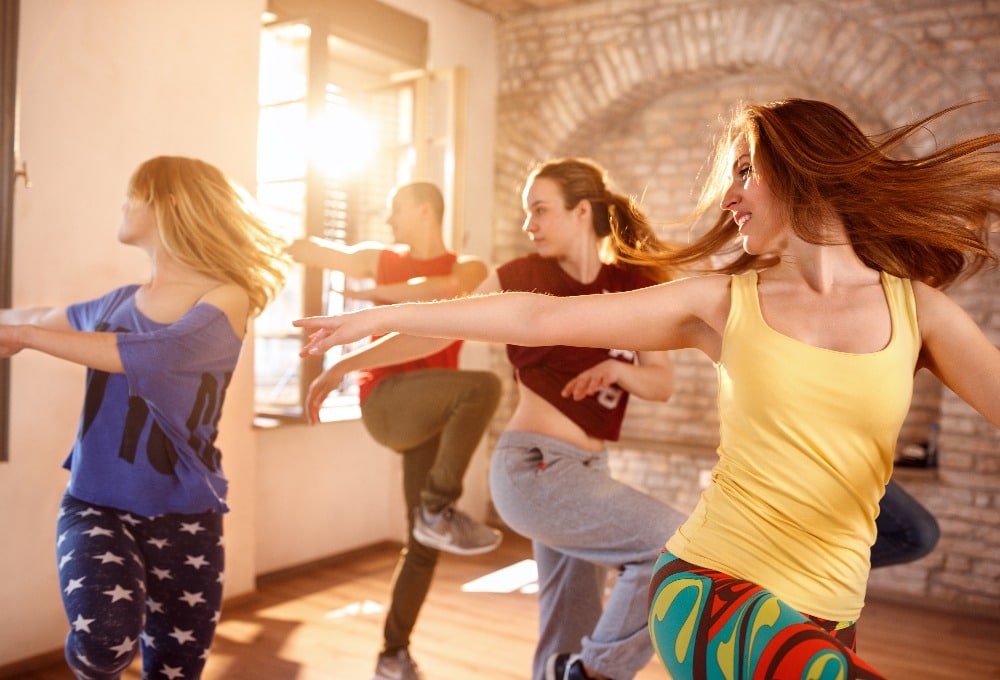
[528,158,676,283]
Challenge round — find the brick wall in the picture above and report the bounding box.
[486,0,1000,618]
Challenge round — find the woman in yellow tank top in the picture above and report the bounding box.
[296,99,1000,679]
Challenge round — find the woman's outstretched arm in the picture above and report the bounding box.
[294,274,731,359]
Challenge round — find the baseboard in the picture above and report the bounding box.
[256,539,401,585]
[0,647,66,679]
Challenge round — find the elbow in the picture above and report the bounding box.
[646,383,674,402]
[645,370,674,402]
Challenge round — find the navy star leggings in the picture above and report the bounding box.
[56,493,224,680]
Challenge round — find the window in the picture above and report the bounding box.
[254,0,465,423]
[0,0,20,461]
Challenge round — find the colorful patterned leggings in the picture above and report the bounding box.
[648,551,887,680]
[56,493,224,680]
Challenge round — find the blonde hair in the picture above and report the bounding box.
[641,99,1000,287]
[127,156,289,315]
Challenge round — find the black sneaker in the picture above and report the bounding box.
[545,652,611,680]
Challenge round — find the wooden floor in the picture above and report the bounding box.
[7,530,1000,679]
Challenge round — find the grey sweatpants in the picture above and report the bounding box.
[491,430,685,680]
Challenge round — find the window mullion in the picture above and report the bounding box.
[299,17,329,408]
[0,0,20,459]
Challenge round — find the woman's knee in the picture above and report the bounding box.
[460,370,502,406]
[65,628,138,678]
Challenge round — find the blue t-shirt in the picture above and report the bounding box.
[64,285,243,516]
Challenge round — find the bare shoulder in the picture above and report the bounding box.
[451,255,489,291]
[649,274,732,356]
[911,280,949,304]
[664,273,732,313]
[666,272,732,293]
[912,280,959,323]
[199,283,251,337]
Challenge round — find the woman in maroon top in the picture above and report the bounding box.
[299,158,688,680]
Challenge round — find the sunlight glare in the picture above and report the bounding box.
[462,559,539,594]
[214,619,264,643]
[313,105,378,180]
[325,599,386,620]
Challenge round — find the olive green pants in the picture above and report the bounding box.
[361,368,501,654]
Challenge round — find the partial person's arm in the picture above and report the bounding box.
[0,306,73,329]
[345,256,488,303]
[198,283,251,338]
[304,333,457,424]
[286,237,382,279]
[301,270,501,423]
[561,350,674,402]
[0,305,123,371]
[295,274,730,361]
[914,282,1000,427]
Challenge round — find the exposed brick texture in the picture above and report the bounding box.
[487,0,1000,618]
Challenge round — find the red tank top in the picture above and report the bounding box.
[356,249,463,403]
[497,253,656,441]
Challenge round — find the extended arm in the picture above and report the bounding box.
[345,256,488,303]
[304,333,456,423]
[286,237,382,279]
[0,306,73,328]
[915,283,1000,428]
[296,274,729,360]
[0,305,122,371]
[301,268,501,423]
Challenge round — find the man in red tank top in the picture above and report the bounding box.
[288,182,502,680]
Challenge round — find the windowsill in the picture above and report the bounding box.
[253,400,361,429]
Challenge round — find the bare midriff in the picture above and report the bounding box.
[504,382,606,452]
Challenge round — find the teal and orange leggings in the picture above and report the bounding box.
[648,551,887,680]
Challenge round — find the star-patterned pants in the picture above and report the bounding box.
[56,493,225,680]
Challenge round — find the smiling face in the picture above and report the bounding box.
[719,136,786,256]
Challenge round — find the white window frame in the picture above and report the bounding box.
[254,8,465,424]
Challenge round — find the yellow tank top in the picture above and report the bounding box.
[665,270,921,621]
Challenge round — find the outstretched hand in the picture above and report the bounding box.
[304,365,349,424]
[293,310,373,357]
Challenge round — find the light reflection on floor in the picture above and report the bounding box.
[324,599,386,620]
[316,558,540,622]
[461,558,538,594]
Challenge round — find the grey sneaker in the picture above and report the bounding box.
[372,648,424,680]
[412,504,502,555]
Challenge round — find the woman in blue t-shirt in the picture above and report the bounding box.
[0,156,287,679]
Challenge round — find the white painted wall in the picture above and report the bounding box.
[0,0,497,669]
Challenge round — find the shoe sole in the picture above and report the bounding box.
[544,653,566,680]
[411,526,503,556]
